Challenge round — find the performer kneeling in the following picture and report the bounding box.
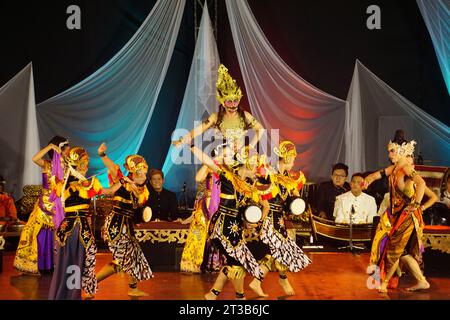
[95,143,153,297]
[48,147,117,300]
[189,144,269,300]
[249,141,312,297]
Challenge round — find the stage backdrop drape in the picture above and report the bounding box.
[36,0,186,185]
[0,63,40,199]
[347,60,450,172]
[417,0,450,94]
[225,0,348,182]
[162,3,220,200]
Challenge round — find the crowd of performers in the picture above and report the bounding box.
[11,64,434,299]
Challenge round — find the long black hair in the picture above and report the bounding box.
[47,135,69,160]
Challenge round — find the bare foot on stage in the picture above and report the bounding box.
[128,289,149,297]
[83,294,95,300]
[236,296,246,300]
[378,281,388,293]
[249,279,269,297]
[204,292,218,300]
[279,278,295,296]
[406,279,430,292]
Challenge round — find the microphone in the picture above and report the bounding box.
[350,204,355,224]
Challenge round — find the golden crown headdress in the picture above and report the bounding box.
[235,145,266,169]
[125,155,148,175]
[216,64,243,105]
[388,140,416,157]
[67,147,88,167]
[274,141,297,160]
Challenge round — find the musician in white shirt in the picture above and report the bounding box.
[333,173,377,224]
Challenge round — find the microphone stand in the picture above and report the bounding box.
[339,204,365,253]
[182,182,188,211]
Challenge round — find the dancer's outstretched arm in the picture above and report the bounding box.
[173,113,218,147]
[32,144,61,169]
[363,165,395,189]
[195,165,211,183]
[190,145,220,173]
[102,182,122,196]
[97,143,119,180]
[245,111,265,149]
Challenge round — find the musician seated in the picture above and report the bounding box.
[145,169,179,222]
[316,163,350,220]
[0,175,18,223]
[439,175,450,209]
[333,173,377,224]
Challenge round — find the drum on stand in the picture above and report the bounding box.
[244,205,263,224]
[285,197,306,216]
[300,182,317,211]
[142,206,153,223]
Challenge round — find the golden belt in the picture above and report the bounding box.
[113,196,134,204]
[65,204,90,212]
[218,205,239,217]
[220,193,235,200]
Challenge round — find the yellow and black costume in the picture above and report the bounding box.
[259,171,311,272]
[103,156,153,282]
[208,165,264,280]
[256,142,311,274]
[49,147,102,300]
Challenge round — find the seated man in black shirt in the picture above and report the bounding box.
[315,163,350,221]
[146,169,179,221]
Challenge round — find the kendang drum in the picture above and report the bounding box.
[285,197,306,216]
[135,206,153,223]
[424,203,450,226]
[244,205,263,224]
[142,206,152,223]
[300,182,317,210]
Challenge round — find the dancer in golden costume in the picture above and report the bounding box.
[366,152,437,288]
[14,136,70,275]
[189,144,270,300]
[364,140,433,293]
[49,147,117,300]
[180,165,218,273]
[95,143,153,297]
[249,141,311,297]
[174,64,265,151]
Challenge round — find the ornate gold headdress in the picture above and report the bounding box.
[388,140,416,157]
[216,64,243,105]
[67,147,88,167]
[125,155,148,175]
[235,145,266,169]
[274,141,297,160]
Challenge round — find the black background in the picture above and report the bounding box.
[0,0,448,171]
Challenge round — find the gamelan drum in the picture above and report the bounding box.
[142,206,152,223]
[244,205,263,224]
[285,197,306,215]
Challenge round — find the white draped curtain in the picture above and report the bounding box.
[347,60,450,172]
[0,64,40,199]
[417,0,450,94]
[162,3,220,197]
[36,0,186,184]
[225,0,347,181]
